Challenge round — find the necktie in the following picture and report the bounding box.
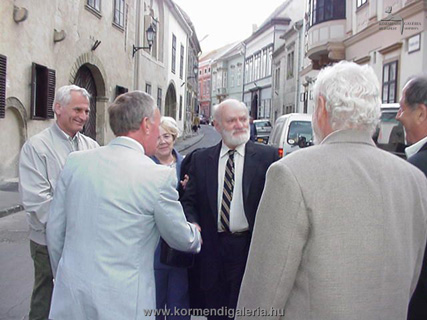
[220,150,235,232]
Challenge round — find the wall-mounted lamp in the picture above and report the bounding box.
[133,24,156,57]
[181,65,199,87]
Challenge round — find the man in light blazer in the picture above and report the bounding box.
[46,91,201,320]
[236,61,427,320]
[181,99,279,319]
[396,75,427,320]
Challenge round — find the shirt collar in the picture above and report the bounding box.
[405,136,427,159]
[53,122,79,142]
[220,142,246,158]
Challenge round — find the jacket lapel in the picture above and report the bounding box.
[207,143,221,220]
[242,142,256,208]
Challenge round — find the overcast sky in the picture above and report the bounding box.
[173,0,288,54]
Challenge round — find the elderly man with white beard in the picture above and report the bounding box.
[236,61,427,320]
[181,99,279,319]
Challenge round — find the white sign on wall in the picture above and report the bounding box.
[408,34,421,54]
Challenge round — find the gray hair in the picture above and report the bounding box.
[213,99,249,125]
[160,116,180,140]
[54,85,90,108]
[404,75,427,109]
[313,61,381,134]
[108,91,156,136]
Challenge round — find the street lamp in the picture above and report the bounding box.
[132,24,156,57]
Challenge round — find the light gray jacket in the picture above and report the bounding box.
[47,137,201,320]
[236,130,427,320]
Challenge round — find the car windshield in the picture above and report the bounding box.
[254,121,271,129]
[374,111,406,157]
[287,121,313,142]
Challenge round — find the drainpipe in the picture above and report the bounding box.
[295,21,303,113]
[133,0,141,90]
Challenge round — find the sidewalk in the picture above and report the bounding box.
[0,132,204,218]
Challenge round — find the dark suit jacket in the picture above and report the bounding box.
[408,142,427,320]
[181,141,279,291]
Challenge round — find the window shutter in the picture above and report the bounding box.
[0,55,6,119]
[47,68,56,119]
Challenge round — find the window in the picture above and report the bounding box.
[382,61,398,103]
[87,0,101,12]
[172,34,176,74]
[275,65,280,91]
[357,0,367,8]
[145,83,152,95]
[0,55,6,119]
[113,0,125,27]
[31,63,56,120]
[266,46,273,76]
[157,88,162,109]
[307,0,345,28]
[180,45,184,79]
[179,95,183,120]
[115,85,128,98]
[287,51,294,79]
[237,65,242,86]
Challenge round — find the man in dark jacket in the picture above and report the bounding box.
[397,75,427,320]
[181,99,279,319]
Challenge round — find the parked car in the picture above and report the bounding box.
[268,113,313,157]
[253,119,272,144]
[373,103,407,158]
[199,115,209,125]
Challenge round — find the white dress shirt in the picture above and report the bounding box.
[217,142,249,232]
[405,135,427,159]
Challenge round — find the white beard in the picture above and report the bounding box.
[222,128,250,148]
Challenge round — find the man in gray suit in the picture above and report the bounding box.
[46,91,201,320]
[396,75,427,320]
[236,61,427,320]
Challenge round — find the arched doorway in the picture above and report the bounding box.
[74,64,97,140]
[164,83,177,118]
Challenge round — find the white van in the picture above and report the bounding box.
[373,103,406,158]
[268,113,313,157]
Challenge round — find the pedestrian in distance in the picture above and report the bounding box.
[236,61,427,320]
[19,84,99,320]
[249,117,257,142]
[46,91,201,320]
[180,98,279,319]
[396,75,427,320]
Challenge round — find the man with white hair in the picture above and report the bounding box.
[181,99,279,319]
[236,61,427,320]
[19,85,99,320]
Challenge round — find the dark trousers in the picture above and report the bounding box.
[29,240,53,320]
[204,232,250,320]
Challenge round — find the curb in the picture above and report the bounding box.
[0,204,24,218]
[176,133,204,153]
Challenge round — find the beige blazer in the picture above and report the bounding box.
[236,130,427,320]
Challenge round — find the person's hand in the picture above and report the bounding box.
[180,174,189,190]
[192,223,203,245]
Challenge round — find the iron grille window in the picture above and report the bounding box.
[0,55,6,119]
[113,0,125,27]
[172,34,176,74]
[307,0,345,28]
[180,45,184,80]
[31,63,56,120]
[382,61,398,103]
[87,0,101,12]
[157,88,162,108]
